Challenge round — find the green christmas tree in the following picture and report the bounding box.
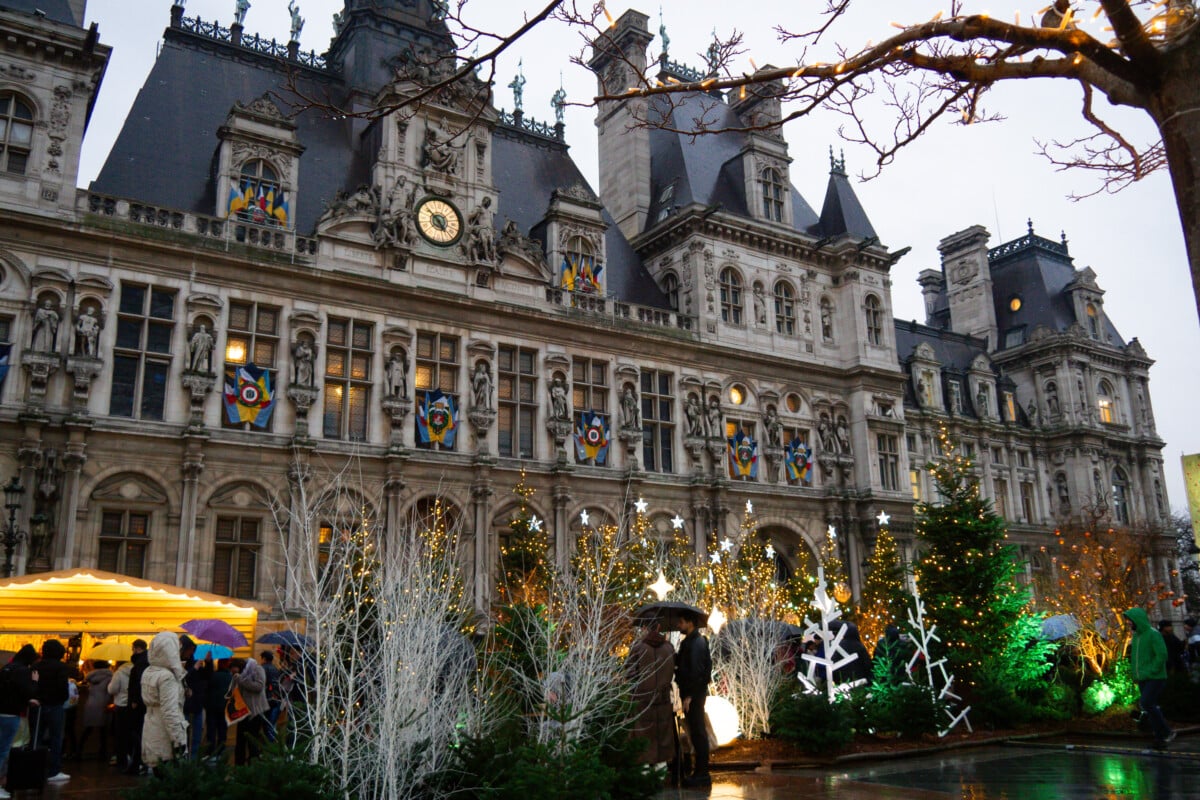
[858,516,909,654]
[914,424,1052,689]
[497,471,553,606]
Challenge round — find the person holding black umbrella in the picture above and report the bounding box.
[674,609,711,788]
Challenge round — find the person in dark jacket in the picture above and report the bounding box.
[33,639,70,783]
[674,610,712,788]
[203,659,233,760]
[0,644,40,794]
[123,640,149,775]
[258,651,282,744]
[178,637,211,760]
[1125,608,1174,747]
[625,621,676,767]
[1158,620,1186,675]
[830,622,872,684]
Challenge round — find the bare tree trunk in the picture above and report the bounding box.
[1154,55,1200,325]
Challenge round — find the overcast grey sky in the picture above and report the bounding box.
[78,1,1200,514]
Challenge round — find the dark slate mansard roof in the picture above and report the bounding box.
[90,19,667,309]
[0,0,78,27]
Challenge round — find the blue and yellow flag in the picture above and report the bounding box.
[418,390,458,447]
[574,410,610,465]
[727,430,758,480]
[227,181,251,216]
[223,363,275,428]
[272,191,290,225]
[785,438,814,485]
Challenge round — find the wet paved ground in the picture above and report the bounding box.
[14,735,1200,798]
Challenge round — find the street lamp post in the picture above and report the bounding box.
[2,477,26,578]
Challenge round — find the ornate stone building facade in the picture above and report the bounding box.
[0,2,1177,614]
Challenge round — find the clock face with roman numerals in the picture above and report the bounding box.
[416,198,463,246]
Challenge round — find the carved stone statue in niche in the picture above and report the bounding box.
[385,349,408,399]
[188,323,215,373]
[1026,400,1040,427]
[620,385,641,430]
[684,395,704,438]
[976,383,989,416]
[31,299,60,352]
[820,299,833,341]
[549,375,570,422]
[752,284,767,326]
[422,123,461,175]
[763,406,782,448]
[292,339,315,388]
[74,307,100,357]
[472,360,493,411]
[835,415,851,455]
[704,396,722,439]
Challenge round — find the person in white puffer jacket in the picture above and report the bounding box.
[140,632,187,770]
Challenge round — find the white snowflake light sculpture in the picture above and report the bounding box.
[905,583,972,736]
[798,566,865,702]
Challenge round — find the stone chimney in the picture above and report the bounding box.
[916,269,943,324]
[937,225,997,348]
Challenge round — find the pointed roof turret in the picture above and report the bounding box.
[813,147,878,240]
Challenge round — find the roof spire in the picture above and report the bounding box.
[1026,217,1034,236]
[828,146,845,175]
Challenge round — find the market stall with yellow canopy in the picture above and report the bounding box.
[0,568,268,663]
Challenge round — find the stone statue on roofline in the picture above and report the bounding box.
[287,1,304,41]
[233,0,250,26]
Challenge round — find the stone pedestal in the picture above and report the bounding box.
[180,370,217,431]
[65,355,103,415]
[381,395,411,453]
[618,425,641,470]
[684,435,706,474]
[21,350,60,409]
[547,417,573,464]
[287,384,320,441]
[762,445,784,484]
[468,407,496,454]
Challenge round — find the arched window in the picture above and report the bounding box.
[233,159,282,225]
[773,281,795,335]
[1112,467,1130,524]
[720,267,743,325]
[1086,303,1100,338]
[759,167,785,222]
[661,271,680,312]
[864,294,883,346]
[0,93,34,175]
[1096,380,1116,424]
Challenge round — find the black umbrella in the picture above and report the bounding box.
[718,618,802,642]
[633,601,709,631]
[257,630,312,648]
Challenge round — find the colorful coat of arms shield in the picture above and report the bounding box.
[785,438,814,484]
[222,363,275,428]
[574,410,610,464]
[418,389,458,447]
[727,430,758,479]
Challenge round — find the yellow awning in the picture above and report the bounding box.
[0,568,267,643]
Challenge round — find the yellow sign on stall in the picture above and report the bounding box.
[1182,453,1200,549]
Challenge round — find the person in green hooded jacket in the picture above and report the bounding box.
[1123,607,1175,746]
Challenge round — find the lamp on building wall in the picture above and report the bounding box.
[2,477,27,578]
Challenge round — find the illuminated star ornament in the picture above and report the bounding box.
[634,498,648,514]
[710,551,722,564]
[827,524,837,539]
[877,510,891,526]
[529,515,543,532]
[708,607,727,635]
[745,500,754,514]
[671,514,685,530]
[649,570,675,600]
[765,544,775,560]
[720,537,734,553]
[579,509,590,526]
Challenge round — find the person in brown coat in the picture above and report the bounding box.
[625,621,676,766]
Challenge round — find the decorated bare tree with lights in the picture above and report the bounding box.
[913,425,1054,711]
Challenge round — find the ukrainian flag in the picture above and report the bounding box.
[227,181,251,216]
[559,255,576,291]
[272,191,289,226]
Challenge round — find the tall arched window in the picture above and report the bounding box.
[759,167,785,222]
[1112,467,1130,524]
[864,294,883,346]
[720,267,743,325]
[1096,380,1116,424]
[564,235,601,293]
[773,281,795,335]
[0,93,34,175]
[1086,303,1100,338]
[661,271,679,312]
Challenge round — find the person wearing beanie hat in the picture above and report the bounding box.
[33,639,70,783]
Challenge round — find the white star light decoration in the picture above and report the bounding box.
[827,524,837,539]
[745,500,754,514]
[720,537,734,553]
[649,570,675,600]
[634,498,648,514]
[765,544,775,560]
[671,514,685,530]
[579,509,590,526]
[708,607,727,635]
[877,510,891,526]
[529,515,543,532]
[710,551,722,564]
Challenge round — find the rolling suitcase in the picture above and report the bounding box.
[7,712,47,792]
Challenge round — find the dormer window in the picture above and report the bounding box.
[662,271,679,311]
[565,235,602,294]
[1086,303,1100,338]
[760,167,785,222]
[0,93,34,175]
[229,160,287,226]
[720,267,744,325]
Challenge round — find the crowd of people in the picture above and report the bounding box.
[0,631,299,794]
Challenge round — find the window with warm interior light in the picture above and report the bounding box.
[323,317,373,441]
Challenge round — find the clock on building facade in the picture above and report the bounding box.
[416,197,463,246]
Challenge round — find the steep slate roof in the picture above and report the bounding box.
[645,92,819,232]
[894,319,996,420]
[0,0,77,27]
[814,167,878,241]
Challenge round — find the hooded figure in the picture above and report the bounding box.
[1123,607,1174,746]
[140,631,187,767]
[830,621,872,684]
[625,622,676,765]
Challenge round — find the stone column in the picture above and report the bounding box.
[177,448,205,587]
[551,478,571,574]
[285,455,313,609]
[15,438,41,576]
[383,460,406,541]
[470,478,494,611]
[52,438,87,571]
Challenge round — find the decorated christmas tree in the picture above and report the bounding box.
[913,424,1051,690]
[704,500,788,621]
[497,471,553,606]
[858,512,910,654]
